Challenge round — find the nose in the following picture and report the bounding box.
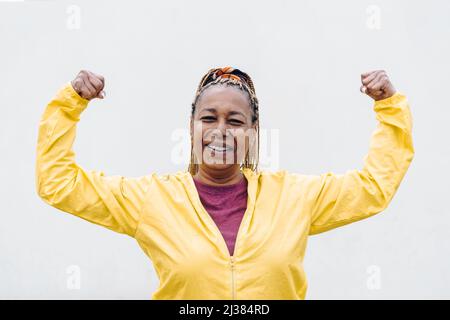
[209,120,233,144]
[216,119,227,136]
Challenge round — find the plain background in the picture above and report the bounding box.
[1,0,449,299]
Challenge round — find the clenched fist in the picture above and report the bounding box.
[71,70,105,100]
[360,70,396,101]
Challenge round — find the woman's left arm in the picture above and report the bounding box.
[308,71,415,235]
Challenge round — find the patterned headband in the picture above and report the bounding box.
[196,66,256,95]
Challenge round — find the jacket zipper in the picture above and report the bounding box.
[230,256,236,300]
[188,172,254,300]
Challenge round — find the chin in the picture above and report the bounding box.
[202,159,237,171]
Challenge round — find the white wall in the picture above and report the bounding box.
[0,0,449,299]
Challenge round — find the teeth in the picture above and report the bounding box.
[207,145,232,152]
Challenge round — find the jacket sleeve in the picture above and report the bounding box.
[35,83,154,237]
[308,92,415,235]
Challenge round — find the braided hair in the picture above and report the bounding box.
[189,67,260,176]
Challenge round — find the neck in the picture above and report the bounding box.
[194,165,244,186]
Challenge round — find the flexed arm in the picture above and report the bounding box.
[308,71,414,235]
[36,71,153,237]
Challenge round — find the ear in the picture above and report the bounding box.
[251,119,258,131]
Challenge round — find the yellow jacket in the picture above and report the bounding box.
[36,83,414,299]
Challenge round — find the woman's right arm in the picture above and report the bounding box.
[35,71,154,238]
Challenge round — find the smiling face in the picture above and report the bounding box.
[190,84,257,172]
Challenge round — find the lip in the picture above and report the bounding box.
[203,141,235,149]
[205,144,234,152]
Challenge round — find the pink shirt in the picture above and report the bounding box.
[192,176,248,256]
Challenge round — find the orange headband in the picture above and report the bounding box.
[212,66,242,82]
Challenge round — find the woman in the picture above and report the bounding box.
[35,67,414,299]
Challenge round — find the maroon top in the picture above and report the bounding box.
[193,176,248,256]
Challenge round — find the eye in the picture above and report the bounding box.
[201,116,216,122]
[229,119,244,125]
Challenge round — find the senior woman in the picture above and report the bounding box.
[35,67,414,299]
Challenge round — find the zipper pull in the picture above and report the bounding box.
[230,256,236,300]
